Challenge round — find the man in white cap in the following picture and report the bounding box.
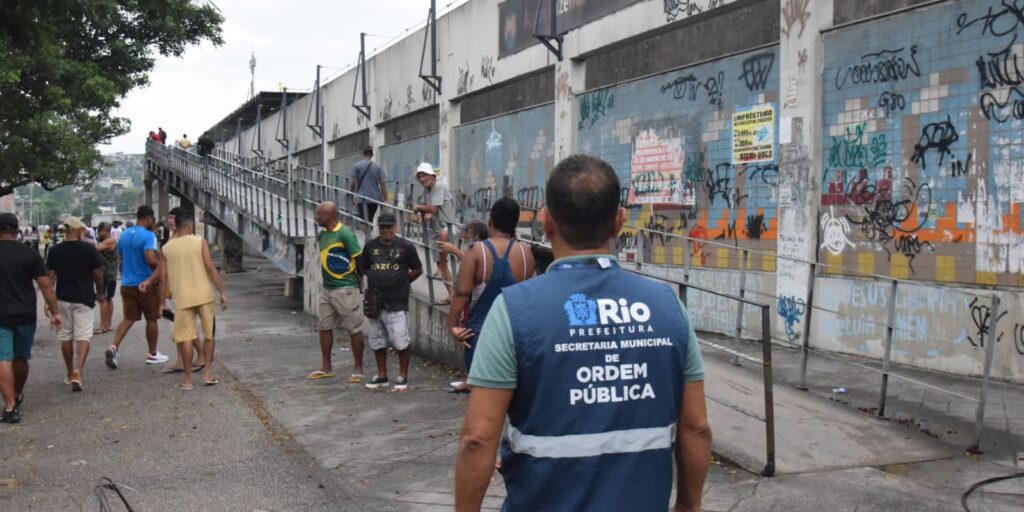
[46,216,104,391]
[412,162,456,304]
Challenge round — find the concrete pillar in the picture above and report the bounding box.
[157,180,169,220]
[438,101,460,188]
[144,173,155,210]
[774,0,835,343]
[222,229,244,273]
[553,58,587,162]
[178,196,195,217]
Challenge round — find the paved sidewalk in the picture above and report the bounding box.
[0,288,338,510]
[3,255,1023,511]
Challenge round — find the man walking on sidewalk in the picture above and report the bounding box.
[106,206,168,368]
[159,212,228,390]
[359,213,422,390]
[308,202,367,383]
[0,213,62,423]
[350,146,387,241]
[46,217,105,392]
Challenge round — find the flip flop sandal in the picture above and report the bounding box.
[307,371,336,380]
[347,374,365,383]
[192,364,206,372]
[175,383,193,390]
[163,367,185,374]
[71,379,83,392]
[203,379,220,386]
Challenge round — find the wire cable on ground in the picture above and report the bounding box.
[95,477,135,512]
[961,473,1024,511]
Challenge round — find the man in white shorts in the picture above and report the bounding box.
[359,213,422,390]
[46,217,105,391]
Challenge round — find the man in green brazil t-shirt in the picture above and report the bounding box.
[308,202,368,383]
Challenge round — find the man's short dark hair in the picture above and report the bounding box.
[97,222,111,233]
[546,155,621,249]
[362,146,374,157]
[465,221,489,241]
[489,197,520,237]
[531,245,555,274]
[176,212,195,227]
[136,205,155,221]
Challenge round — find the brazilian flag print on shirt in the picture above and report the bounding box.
[318,222,361,289]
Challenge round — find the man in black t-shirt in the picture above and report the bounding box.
[0,213,62,424]
[46,216,105,392]
[358,213,422,390]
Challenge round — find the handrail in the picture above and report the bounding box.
[146,139,1000,457]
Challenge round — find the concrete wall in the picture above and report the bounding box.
[377,132,441,199]
[819,0,1024,287]
[203,0,1024,382]
[578,46,781,271]
[451,103,555,221]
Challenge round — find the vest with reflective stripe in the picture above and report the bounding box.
[499,258,689,512]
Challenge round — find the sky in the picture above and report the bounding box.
[102,0,469,154]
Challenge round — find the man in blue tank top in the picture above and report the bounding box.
[455,155,710,512]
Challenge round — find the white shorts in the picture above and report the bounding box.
[57,301,94,342]
[364,310,411,351]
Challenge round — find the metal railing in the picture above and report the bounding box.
[145,139,780,474]
[147,138,1010,458]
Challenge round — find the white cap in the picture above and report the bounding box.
[416,162,439,176]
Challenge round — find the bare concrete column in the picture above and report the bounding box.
[774,0,835,343]
[177,196,195,217]
[144,174,155,210]
[157,180,169,220]
[438,101,459,190]
[553,58,586,162]
[222,230,244,273]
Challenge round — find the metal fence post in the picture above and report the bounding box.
[970,295,1001,453]
[421,216,436,306]
[796,262,817,391]
[730,249,749,366]
[878,279,899,418]
[636,230,645,269]
[761,304,776,477]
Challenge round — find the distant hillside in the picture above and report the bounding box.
[102,153,146,187]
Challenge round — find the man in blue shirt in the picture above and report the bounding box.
[455,155,711,512]
[105,206,168,368]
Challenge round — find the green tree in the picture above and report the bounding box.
[0,1,223,197]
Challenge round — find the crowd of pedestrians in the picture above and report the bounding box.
[0,152,711,511]
[0,203,230,421]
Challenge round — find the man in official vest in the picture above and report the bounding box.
[455,155,711,512]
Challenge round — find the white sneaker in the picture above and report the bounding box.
[145,351,170,364]
[105,346,119,369]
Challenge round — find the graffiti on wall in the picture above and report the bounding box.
[821,0,1024,285]
[452,104,555,223]
[663,0,725,23]
[577,47,780,269]
[578,88,616,130]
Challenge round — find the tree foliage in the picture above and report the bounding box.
[0,0,223,197]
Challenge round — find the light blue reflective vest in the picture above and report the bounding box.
[499,257,689,512]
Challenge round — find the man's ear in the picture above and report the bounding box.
[541,207,557,242]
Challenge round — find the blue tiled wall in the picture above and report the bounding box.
[821,0,1024,286]
[452,105,555,222]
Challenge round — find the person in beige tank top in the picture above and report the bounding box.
[158,212,227,390]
